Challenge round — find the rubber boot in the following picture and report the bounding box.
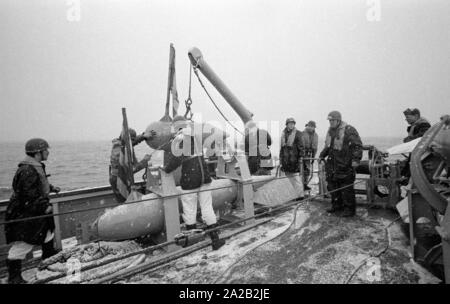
[206,224,225,251]
[327,192,343,213]
[41,241,59,260]
[186,224,197,230]
[326,205,344,213]
[7,259,27,284]
[341,208,356,217]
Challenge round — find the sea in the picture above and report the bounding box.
[0,137,403,201]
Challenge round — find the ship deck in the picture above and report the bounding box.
[0,196,441,284]
[120,198,440,284]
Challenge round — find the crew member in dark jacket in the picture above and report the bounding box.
[403,108,431,143]
[301,120,319,190]
[163,115,225,250]
[280,118,305,173]
[401,108,431,179]
[279,117,305,197]
[5,138,60,283]
[244,121,273,175]
[319,111,363,217]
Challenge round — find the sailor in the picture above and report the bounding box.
[319,111,363,217]
[109,128,153,203]
[163,115,225,250]
[244,121,273,175]
[301,120,319,191]
[5,138,61,284]
[403,108,431,143]
[279,118,305,198]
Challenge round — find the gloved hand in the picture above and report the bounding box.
[45,205,53,214]
[135,134,147,144]
[143,154,152,163]
[50,185,61,194]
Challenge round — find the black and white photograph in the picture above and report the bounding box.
[0,0,449,291]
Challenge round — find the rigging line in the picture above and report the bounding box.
[192,67,244,136]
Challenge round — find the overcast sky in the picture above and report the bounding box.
[1,0,449,143]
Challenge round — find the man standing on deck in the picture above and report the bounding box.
[319,111,363,217]
[301,121,319,191]
[5,138,61,284]
[109,128,153,203]
[279,118,305,199]
[403,108,431,143]
[163,115,225,251]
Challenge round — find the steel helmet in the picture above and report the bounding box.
[327,111,342,121]
[285,117,296,125]
[25,138,50,153]
[305,120,317,128]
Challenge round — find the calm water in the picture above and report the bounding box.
[0,137,403,200]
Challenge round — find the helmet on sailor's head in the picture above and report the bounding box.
[305,120,316,128]
[285,118,296,125]
[327,111,342,121]
[25,138,50,153]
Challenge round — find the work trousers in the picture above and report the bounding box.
[181,184,217,226]
[303,159,313,184]
[8,230,54,260]
[326,174,356,211]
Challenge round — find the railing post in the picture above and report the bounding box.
[318,161,327,196]
[52,200,63,251]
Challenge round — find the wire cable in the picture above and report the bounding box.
[192,68,244,136]
[343,216,401,284]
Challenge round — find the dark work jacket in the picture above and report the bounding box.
[244,128,273,175]
[5,159,55,245]
[403,117,431,143]
[279,129,304,173]
[164,130,212,190]
[319,122,363,180]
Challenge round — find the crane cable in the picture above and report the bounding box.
[191,65,244,136]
